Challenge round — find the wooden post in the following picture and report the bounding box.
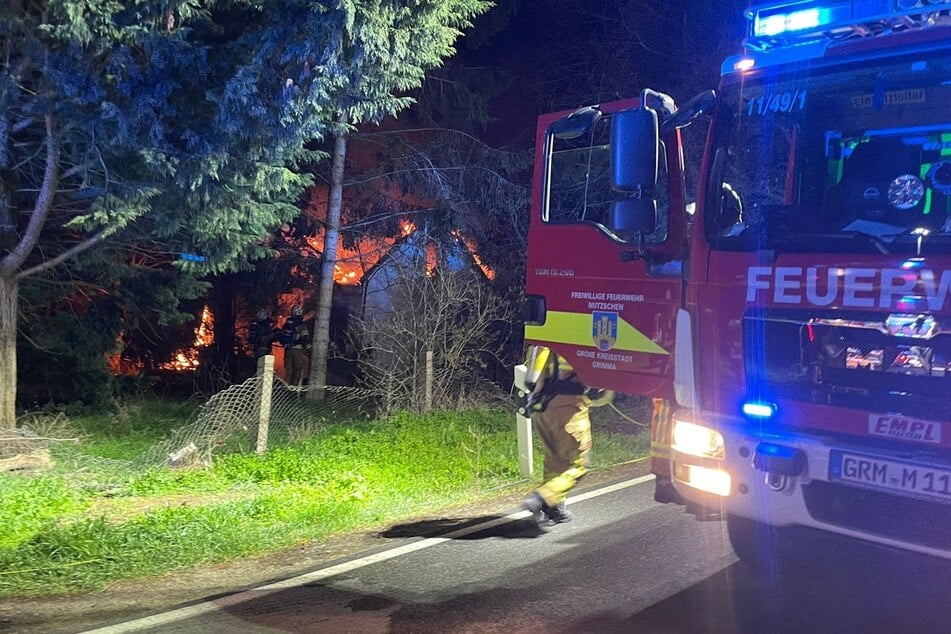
[256,354,274,455]
[424,349,434,413]
[513,363,533,479]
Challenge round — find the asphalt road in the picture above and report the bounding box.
[75,474,950,634]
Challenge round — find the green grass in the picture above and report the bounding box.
[589,426,649,470]
[0,404,647,597]
[0,476,91,550]
[68,399,198,460]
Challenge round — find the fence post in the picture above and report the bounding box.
[513,363,533,479]
[256,354,274,455]
[424,349,434,413]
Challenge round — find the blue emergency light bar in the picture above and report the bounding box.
[742,401,777,419]
[754,5,835,37]
[745,0,951,50]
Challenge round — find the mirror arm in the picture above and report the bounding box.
[640,89,676,117]
[618,234,662,266]
[660,89,717,135]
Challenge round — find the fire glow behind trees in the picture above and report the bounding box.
[303,0,493,401]
[0,0,494,428]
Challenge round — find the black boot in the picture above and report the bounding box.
[543,502,572,524]
[521,492,549,524]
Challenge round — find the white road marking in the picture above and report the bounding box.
[82,473,655,633]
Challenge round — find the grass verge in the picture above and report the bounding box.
[0,405,647,597]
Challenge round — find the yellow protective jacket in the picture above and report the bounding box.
[524,345,614,407]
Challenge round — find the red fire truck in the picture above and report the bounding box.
[521,0,951,565]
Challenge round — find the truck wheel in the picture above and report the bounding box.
[726,514,796,575]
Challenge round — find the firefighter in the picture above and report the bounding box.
[521,344,614,524]
[248,309,276,359]
[281,305,311,386]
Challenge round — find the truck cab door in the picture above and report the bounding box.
[523,98,688,398]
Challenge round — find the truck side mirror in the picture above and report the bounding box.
[611,107,659,192]
[610,107,659,241]
[610,198,657,240]
[551,106,602,140]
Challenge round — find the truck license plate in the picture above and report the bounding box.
[829,450,951,504]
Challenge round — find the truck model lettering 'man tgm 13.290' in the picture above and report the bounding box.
[520,1,951,565]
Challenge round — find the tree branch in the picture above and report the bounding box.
[339,208,435,232]
[17,228,112,280]
[354,127,525,156]
[11,117,36,135]
[344,165,521,188]
[2,114,58,276]
[61,161,96,180]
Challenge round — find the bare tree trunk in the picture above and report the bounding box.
[0,114,17,254]
[0,275,17,429]
[0,115,59,429]
[307,120,348,402]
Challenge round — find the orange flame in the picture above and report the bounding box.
[160,305,214,371]
[306,219,418,286]
[451,231,495,280]
[106,335,144,376]
[464,239,495,280]
[194,305,214,346]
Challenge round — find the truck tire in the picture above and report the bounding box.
[726,514,797,575]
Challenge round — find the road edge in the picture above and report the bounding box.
[81,473,656,634]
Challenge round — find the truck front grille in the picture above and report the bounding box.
[743,309,951,421]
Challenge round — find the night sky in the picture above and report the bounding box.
[446,0,749,148]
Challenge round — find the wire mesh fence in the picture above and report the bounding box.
[7,358,650,488]
[7,361,378,485]
[134,376,377,469]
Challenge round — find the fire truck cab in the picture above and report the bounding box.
[523,0,951,565]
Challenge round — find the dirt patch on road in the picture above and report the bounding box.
[0,460,653,634]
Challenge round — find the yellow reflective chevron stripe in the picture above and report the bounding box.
[524,310,668,355]
[650,398,672,460]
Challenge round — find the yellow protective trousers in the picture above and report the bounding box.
[534,392,592,506]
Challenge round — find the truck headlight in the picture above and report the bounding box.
[672,419,725,459]
[674,463,732,497]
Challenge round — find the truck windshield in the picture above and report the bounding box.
[707,50,951,254]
